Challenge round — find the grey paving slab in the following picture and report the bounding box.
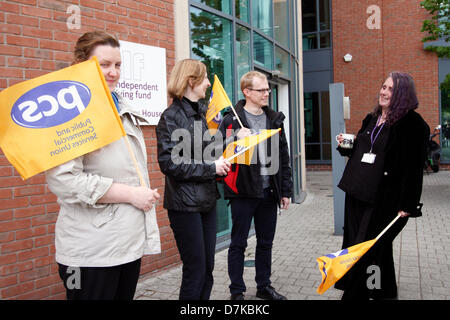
[135,170,450,300]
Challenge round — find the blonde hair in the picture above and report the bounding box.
[72,30,120,65]
[240,71,267,92]
[167,59,207,100]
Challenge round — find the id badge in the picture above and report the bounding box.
[361,153,376,164]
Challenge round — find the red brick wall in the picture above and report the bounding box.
[332,0,439,135]
[0,0,178,299]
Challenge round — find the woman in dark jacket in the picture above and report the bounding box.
[156,59,230,300]
[334,72,430,300]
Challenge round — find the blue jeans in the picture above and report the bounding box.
[168,206,216,300]
[228,188,278,294]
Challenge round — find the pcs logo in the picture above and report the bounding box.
[234,145,244,153]
[11,81,91,129]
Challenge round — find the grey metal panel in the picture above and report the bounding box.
[424,39,450,49]
[329,83,346,236]
[303,70,332,92]
[303,49,332,72]
[303,48,332,92]
[439,58,450,84]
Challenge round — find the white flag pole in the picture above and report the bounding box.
[229,105,244,129]
[375,214,402,241]
[224,144,253,162]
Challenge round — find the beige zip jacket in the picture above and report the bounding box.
[46,94,161,267]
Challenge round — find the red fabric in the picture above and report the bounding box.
[224,123,239,194]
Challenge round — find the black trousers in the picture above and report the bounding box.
[168,206,217,300]
[58,258,141,300]
[228,188,278,294]
[335,194,408,300]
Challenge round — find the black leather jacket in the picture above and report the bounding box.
[156,97,218,212]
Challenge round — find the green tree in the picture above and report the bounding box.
[420,0,450,58]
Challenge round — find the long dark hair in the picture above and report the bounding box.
[373,72,419,125]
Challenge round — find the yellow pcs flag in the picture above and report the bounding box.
[206,75,232,131]
[0,58,126,180]
[316,239,377,295]
[223,128,281,165]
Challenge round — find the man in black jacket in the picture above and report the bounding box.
[218,71,293,300]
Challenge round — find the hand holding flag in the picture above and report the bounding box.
[207,75,244,131]
[316,214,401,295]
[223,128,281,165]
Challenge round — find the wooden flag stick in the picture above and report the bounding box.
[124,135,146,187]
[375,214,401,241]
[229,105,245,129]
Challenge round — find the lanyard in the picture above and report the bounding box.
[111,91,120,113]
[369,116,385,153]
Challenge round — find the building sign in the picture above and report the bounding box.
[116,40,167,125]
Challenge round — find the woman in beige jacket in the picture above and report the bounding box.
[45,31,160,300]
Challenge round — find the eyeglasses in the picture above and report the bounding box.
[247,88,271,94]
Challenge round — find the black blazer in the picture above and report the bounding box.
[338,110,429,222]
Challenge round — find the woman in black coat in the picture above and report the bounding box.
[156,59,231,300]
[334,72,430,300]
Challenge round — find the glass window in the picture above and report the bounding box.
[235,0,249,23]
[320,91,330,143]
[302,0,331,51]
[306,144,321,160]
[304,92,320,143]
[236,25,251,100]
[253,32,273,69]
[319,0,330,30]
[270,84,278,111]
[303,34,318,50]
[275,46,290,77]
[302,0,317,33]
[322,144,331,160]
[252,0,273,36]
[190,7,234,102]
[274,0,289,48]
[192,0,231,15]
[188,0,301,239]
[305,91,330,161]
[216,184,231,237]
[319,32,331,48]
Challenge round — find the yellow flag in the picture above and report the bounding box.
[0,58,125,180]
[223,128,281,165]
[206,75,232,131]
[316,239,377,295]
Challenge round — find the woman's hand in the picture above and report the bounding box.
[398,210,410,218]
[130,187,160,212]
[214,156,231,176]
[98,183,160,212]
[280,197,290,210]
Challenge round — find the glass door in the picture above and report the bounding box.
[269,82,278,111]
